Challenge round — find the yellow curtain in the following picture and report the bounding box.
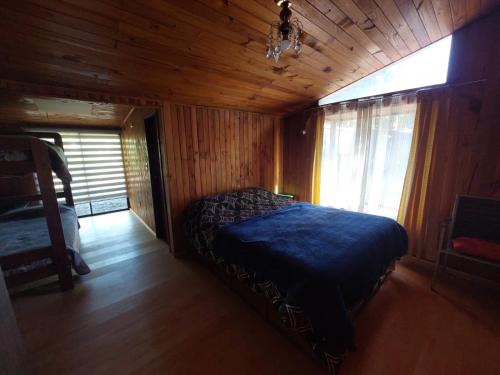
[397,91,444,258]
[397,82,487,260]
[311,108,325,205]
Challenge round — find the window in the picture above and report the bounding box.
[49,131,128,217]
[319,94,417,219]
[319,36,452,105]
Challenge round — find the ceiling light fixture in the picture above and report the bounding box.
[265,0,303,63]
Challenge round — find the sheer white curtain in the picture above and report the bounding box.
[319,94,417,218]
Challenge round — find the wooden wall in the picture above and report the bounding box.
[160,103,282,253]
[446,8,500,198]
[121,108,156,233]
[281,110,319,202]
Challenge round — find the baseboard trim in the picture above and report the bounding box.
[129,209,157,237]
[404,255,500,290]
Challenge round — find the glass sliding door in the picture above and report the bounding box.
[48,130,128,217]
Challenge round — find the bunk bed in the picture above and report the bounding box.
[0,131,90,291]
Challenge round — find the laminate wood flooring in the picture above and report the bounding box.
[11,211,500,374]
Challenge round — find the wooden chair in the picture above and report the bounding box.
[431,195,500,289]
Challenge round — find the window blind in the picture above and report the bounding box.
[48,131,127,204]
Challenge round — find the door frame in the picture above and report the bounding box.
[144,111,169,243]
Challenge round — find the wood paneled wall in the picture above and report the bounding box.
[446,8,500,199]
[160,103,282,253]
[121,108,156,233]
[447,8,500,84]
[281,110,319,202]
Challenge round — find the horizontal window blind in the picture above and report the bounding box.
[45,131,127,205]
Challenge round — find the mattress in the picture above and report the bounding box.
[0,205,90,276]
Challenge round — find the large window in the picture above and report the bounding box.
[319,36,452,105]
[319,94,417,219]
[50,131,128,217]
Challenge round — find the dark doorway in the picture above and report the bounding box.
[144,112,168,241]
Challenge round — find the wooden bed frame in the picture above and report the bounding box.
[0,131,74,291]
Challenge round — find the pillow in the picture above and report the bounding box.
[452,237,500,263]
[44,141,72,184]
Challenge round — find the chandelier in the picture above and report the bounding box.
[265,1,303,62]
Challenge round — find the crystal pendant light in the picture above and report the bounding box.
[265,1,303,63]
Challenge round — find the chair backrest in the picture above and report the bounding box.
[450,195,500,243]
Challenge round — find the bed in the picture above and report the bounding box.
[185,188,407,374]
[0,204,90,279]
[0,132,90,290]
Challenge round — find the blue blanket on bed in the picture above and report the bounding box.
[213,202,407,352]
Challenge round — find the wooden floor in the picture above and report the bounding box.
[78,210,162,271]
[11,211,500,375]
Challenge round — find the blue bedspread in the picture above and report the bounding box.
[213,202,407,352]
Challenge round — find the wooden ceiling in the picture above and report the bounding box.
[0,95,133,127]
[0,0,498,114]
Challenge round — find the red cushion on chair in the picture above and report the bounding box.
[452,237,500,262]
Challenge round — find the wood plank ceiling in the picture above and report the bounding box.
[0,0,498,114]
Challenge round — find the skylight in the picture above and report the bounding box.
[319,36,452,106]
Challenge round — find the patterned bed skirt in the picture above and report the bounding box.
[195,249,396,375]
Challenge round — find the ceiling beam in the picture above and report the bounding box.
[0,79,162,107]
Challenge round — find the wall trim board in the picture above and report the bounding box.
[130,208,157,238]
[122,107,136,127]
[121,108,157,234]
[157,106,176,254]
